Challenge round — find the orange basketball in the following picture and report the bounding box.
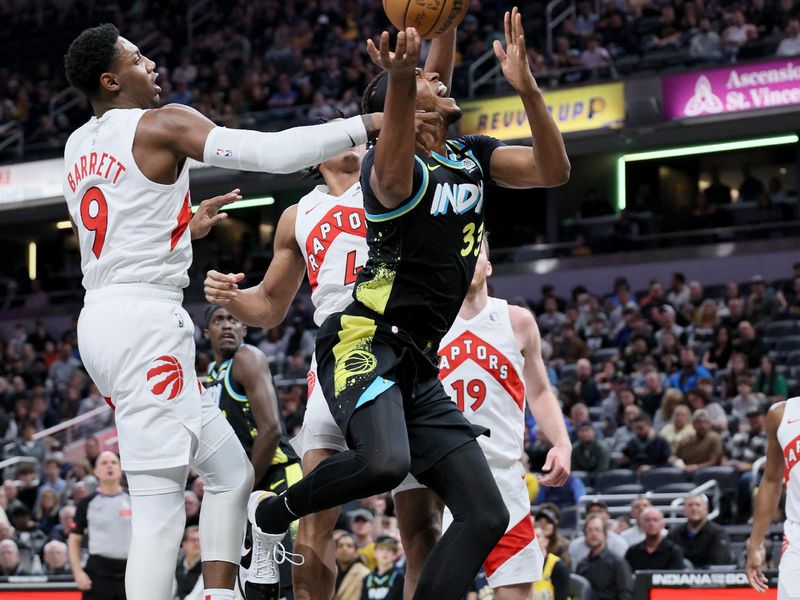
[382,0,469,39]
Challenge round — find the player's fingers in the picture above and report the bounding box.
[367,38,379,61]
[516,12,526,53]
[209,213,228,226]
[230,272,245,283]
[504,10,512,48]
[204,189,242,208]
[407,28,420,60]
[511,7,519,41]
[395,30,407,61]
[379,31,391,65]
[493,40,507,62]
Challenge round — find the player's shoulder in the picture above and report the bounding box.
[767,400,787,427]
[450,134,503,151]
[233,343,270,372]
[507,302,537,330]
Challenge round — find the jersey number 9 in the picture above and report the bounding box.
[80,187,108,259]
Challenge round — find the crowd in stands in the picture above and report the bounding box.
[0,261,797,592]
[4,0,800,161]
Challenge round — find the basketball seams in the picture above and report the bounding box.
[425,0,450,38]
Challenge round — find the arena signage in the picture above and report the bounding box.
[459,82,625,140]
[0,158,63,207]
[662,59,800,120]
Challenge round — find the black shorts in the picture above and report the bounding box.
[258,461,304,495]
[315,305,486,475]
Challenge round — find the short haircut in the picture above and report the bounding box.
[43,540,67,554]
[583,513,607,535]
[631,413,651,425]
[361,71,388,114]
[65,24,120,97]
[182,525,199,542]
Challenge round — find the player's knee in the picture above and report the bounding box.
[481,504,510,544]
[362,450,410,492]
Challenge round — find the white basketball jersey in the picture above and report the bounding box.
[294,182,368,326]
[438,297,526,468]
[778,396,800,522]
[63,108,192,291]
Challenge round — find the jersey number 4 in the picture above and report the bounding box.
[450,379,486,412]
[80,187,108,259]
[344,250,363,285]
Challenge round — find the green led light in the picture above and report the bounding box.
[191,196,275,213]
[616,134,799,209]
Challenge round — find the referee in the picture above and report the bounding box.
[68,451,131,599]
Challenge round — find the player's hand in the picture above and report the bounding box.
[539,442,571,487]
[189,189,241,240]
[493,7,538,94]
[204,270,245,305]
[414,112,443,157]
[746,539,769,592]
[75,570,92,591]
[367,28,421,77]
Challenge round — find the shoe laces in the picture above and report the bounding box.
[252,537,305,580]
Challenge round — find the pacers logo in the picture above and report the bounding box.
[146,355,184,401]
[334,346,378,396]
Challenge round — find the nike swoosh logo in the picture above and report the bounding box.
[428,165,441,171]
[789,418,800,424]
[304,201,323,215]
[347,132,356,147]
[269,479,286,490]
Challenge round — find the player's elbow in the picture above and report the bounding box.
[371,169,411,208]
[542,159,571,187]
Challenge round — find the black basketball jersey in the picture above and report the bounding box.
[355,134,504,347]
[206,346,298,468]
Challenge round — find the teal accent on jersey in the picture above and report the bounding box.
[355,376,396,409]
[223,360,248,401]
[364,155,429,222]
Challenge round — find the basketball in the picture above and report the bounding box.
[382,0,468,39]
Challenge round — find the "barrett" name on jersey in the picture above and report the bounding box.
[430,181,484,216]
[67,152,127,193]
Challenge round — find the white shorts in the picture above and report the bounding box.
[780,519,800,599]
[290,354,347,457]
[78,284,208,471]
[444,462,543,589]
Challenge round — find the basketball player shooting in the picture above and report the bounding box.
[248,10,569,600]
[60,22,414,600]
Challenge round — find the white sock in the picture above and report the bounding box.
[203,589,235,600]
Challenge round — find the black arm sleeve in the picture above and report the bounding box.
[551,560,571,600]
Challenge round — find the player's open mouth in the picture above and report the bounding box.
[221,334,236,342]
[436,82,448,97]
[154,84,161,94]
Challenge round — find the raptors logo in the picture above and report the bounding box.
[146,355,184,401]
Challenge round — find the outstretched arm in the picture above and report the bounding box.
[366,28,423,208]
[511,305,571,486]
[747,401,786,592]
[204,205,306,328]
[424,28,457,93]
[489,8,570,189]
[137,103,382,177]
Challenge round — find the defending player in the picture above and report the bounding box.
[249,9,570,599]
[204,305,303,599]
[204,29,461,600]
[62,23,390,600]
[746,398,798,599]
[438,236,571,599]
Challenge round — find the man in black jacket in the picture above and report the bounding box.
[668,494,733,568]
[625,508,684,572]
[575,514,632,600]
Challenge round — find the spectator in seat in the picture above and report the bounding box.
[636,369,666,420]
[721,297,746,330]
[535,505,572,569]
[584,316,612,352]
[579,35,611,71]
[7,421,47,469]
[361,535,404,600]
[669,348,712,393]
[660,403,696,452]
[620,413,671,475]
[538,296,568,336]
[754,355,788,402]
[739,166,766,204]
[690,18,723,61]
[553,324,589,366]
[609,404,641,459]
[575,514,633,600]
[746,277,783,328]
[724,407,768,520]
[42,540,71,575]
[620,497,657,547]
[670,409,723,476]
[334,532,370,600]
[569,361,601,409]
[667,273,690,310]
[734,321,769,370]
[572,421,611,476]
[47,505,75,544]
[777,19,800,57]
[625,508,684,572]
[534,525,570,600]
[174,526,202,600]
[655,305,685,345]
[702,326,734,372]
[653,388,684,431]
[0,539,26,576]
[668,494,733,568]
[730,376,762,423]
[723,9,758,55]
[570,501,629,566]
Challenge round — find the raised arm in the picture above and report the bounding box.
[424,27,456,93]
[511,305,571,486]
[488,8,570,189]
[366,28,422,208]
[747,401,786,592]
[204,205,306,328]
[135,103,382,180]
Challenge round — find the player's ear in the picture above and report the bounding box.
[99,71,120,94]
[486,260,493,277]
[203,328,209,341]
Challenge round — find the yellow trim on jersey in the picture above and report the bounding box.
[355,263,396,316]
[332,315,378,396]
[285,462,303,487]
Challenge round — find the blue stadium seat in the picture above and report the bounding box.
[692,466,739,494]
[595,469,636,492]
[568,573,593,600]
[640,467,687,492]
